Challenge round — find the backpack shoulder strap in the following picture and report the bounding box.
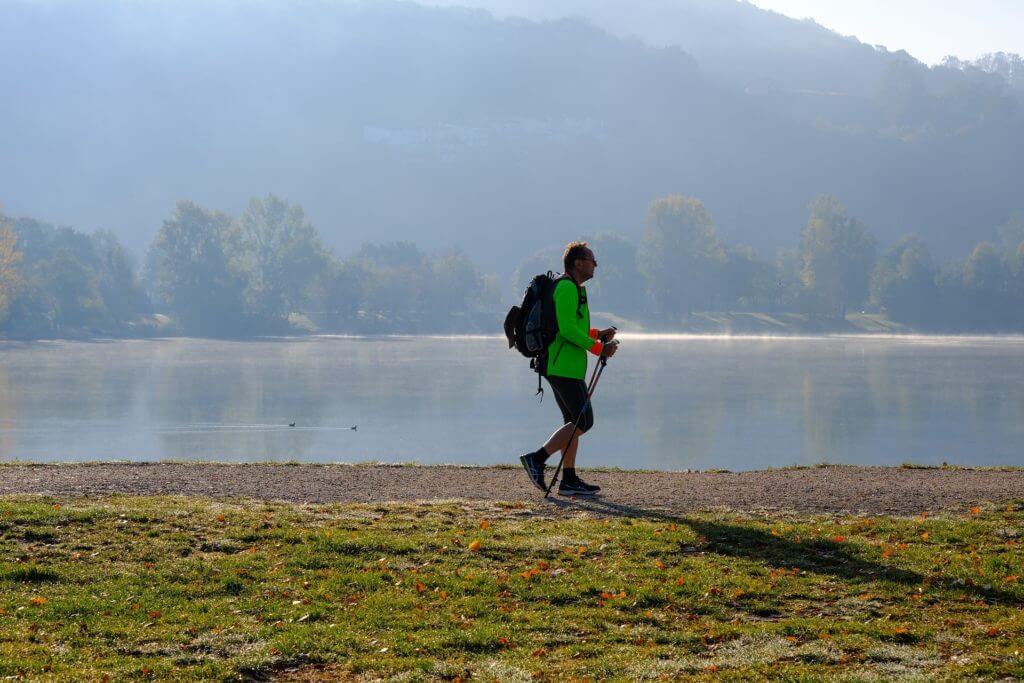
[554,274,584,317]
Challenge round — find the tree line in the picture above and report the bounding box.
[0,197,499,338]
[516,195,1024,332]
[2,194,1023,338]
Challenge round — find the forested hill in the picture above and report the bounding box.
[1,0,1021,270]
[426,0,908,97]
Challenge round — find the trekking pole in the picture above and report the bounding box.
[544,342,615,499]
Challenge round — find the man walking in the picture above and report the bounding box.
[520,241,617,496]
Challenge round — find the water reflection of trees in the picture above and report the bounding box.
[634,341,805,471]
[800,348,876,464]
[0,366,19,459]
[146,337,511,462]
[864,343,1024,465]
[146,339,333,460]
[0,341,139,461]
[4,342,138,420]
[636,357,725,470]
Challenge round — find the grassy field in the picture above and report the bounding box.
[0,495,1022,681]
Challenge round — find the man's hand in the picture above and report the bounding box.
[598,327,617,343]
[603,340,618,358]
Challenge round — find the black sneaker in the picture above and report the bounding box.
[519,452,547,492]
[557,478,600,496]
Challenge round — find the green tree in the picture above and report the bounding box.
[799,195,877,321]
[581,232,648,316]
[92,229,149,325]
[235,195,331,325]
[512,245,563,300]
[962,242,1012,328]
[638,195,726,319]
[31,248,106,329]
[350,242,431,325]
[869,235,937,325]
[147,200,247,335]
[429,249,484,314]
[723,244,780,311]
[997,210,1024,253]
[307,260,364,329]
[0,217,23,326]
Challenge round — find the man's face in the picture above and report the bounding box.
[575,247,597,282]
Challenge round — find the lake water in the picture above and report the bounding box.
[0,335,1022,471]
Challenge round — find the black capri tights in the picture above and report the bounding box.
[546,375,594,433]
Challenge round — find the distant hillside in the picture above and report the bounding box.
[425,0,896,96]
[0,0,1020,271]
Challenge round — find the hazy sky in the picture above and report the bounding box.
[748,0,1024,64]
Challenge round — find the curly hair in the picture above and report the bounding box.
[562,241,590,274]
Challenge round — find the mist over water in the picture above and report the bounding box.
[1,336,1021,470]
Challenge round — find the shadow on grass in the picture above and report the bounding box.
[552,496,1024,608]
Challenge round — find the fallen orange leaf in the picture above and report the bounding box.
[832,536,846,543]
[920,532,930,541]
[654,560,666,570]
[970,507,981,515]
[468,540,481,552]
[479,520,490,530]
[415,583,426,593]
[29,597,47,606]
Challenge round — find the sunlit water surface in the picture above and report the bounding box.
[1,335,1022,471]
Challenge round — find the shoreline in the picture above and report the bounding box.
[2,462,1022,516]
[7,330,1024,344]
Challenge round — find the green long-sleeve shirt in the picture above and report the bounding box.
[547,278,603,380]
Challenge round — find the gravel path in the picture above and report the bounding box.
[1,463,1023,516]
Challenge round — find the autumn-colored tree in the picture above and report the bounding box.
[0,216,24,325]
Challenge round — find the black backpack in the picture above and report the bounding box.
[503,271,564,396]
